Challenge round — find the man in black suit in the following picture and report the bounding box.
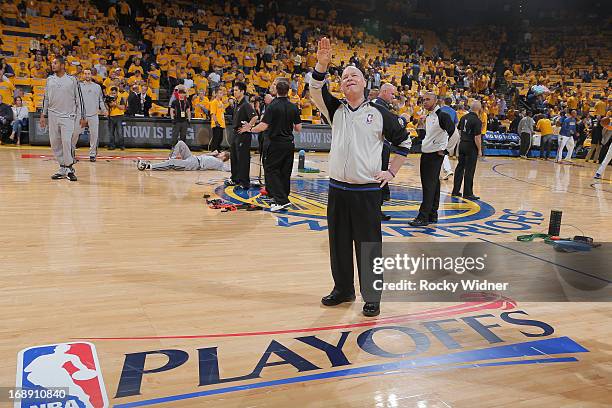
[126,83,152,116]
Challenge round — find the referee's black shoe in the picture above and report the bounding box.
[409,217,429,227]
[381,211,391,221]
[321,290,356,306]
[363,302,380,317]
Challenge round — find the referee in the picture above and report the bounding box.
[310,38,411,317]
[230,81,257,189]
[409,91,455,227]
[452,100,482,200]
[239,80,302,212]
[371,83,403,221]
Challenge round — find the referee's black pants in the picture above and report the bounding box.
[418,152,444,220]
[381,143,391,203]
[263,141,294,205]
[230,132,251,188]
[328,180,382,303]
[452,141,478,197]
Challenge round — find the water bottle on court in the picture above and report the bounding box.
[298,150,305,170]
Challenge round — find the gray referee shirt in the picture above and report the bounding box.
[42,73,85,119]
[79,81,105,117]
[422,106,455,153]
[310,70,411,184]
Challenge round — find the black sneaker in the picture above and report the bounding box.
[66,172,78,182]
[451,192,462,198]
[464,195,480,200]
[51,173,66,180]
[381,211,392,221]
[321,291,356,306]
[363,302,380,317]
[90,156,96,162]
[409,217,429,227]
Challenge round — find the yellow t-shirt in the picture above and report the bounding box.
[128,64,144,76]
[157,54,170,71]
[200,55,210,72]
[300,98,313,119]
[194,75,209,92]
[109,94,127,116]
[0,79,16,104]
[478,111,488,134]
[192,96,210,118]
[148,69,161,89]
[566,96,578,110]
[594,100,606,116]
[209,99,225,128]
[15,67,30,78]
[167,65,178,79]
[536,118,553,135]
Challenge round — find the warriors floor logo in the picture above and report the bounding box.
[217,178,545,238]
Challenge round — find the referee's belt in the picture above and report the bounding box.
[329,179,381,191]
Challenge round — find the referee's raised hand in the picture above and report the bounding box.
[316,37,332,72]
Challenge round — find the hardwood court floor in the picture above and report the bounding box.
[0,146,610,408]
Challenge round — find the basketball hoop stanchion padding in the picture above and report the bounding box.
[548,209,562,236]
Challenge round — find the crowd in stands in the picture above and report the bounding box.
[0,0,610,152]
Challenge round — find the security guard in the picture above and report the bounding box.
[452,100,483,200]
[239,80,301,211]
[229,81,258,189]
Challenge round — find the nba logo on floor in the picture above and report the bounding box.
[15,342,108,408]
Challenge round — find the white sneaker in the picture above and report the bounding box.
[442,171,454,180]
[270,202,291,212]
[137,160,150,171]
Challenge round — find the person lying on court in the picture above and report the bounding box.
[137,140,230,171]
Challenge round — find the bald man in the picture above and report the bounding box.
[372,83,407,221]
[452,101,483,199]
[409,91,456,226]
[310,38,412,317]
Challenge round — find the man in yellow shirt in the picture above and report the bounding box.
[192,89,210,119]
[0,71,16,105]
[300,91,313,123]
[156,48,170,72]
[536,115,554,160]
[15,62,30,79]
[107,86,127,150]
[199,51,210,73]
[594,98,607,117]
[147,63,161,100]
[566,93,579,110]
[209,87,226,151]
[30,61,47,79]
